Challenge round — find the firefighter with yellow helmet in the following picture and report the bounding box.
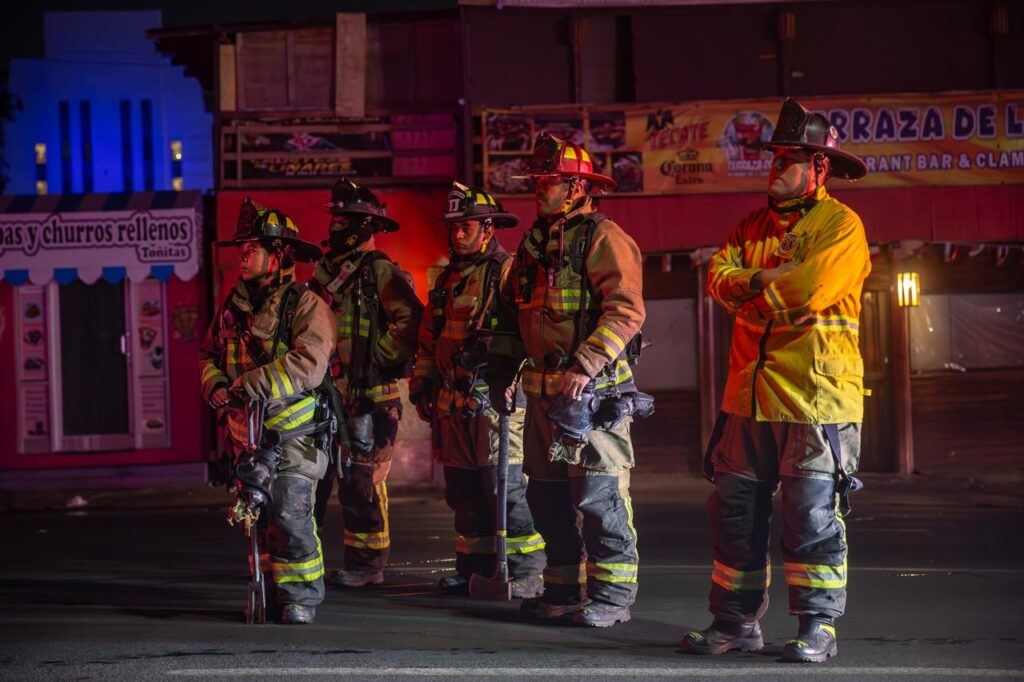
[488,133,651,627]
[410,182,546,597]
[200,201,337,624]
[310,179,424,588]
[681,98,870,662]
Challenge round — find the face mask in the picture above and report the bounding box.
[328,216,372,253]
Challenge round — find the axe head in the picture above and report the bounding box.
[469,572,512,601]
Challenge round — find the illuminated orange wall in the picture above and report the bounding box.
[215,188,460,303]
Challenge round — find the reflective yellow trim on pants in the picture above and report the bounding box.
[784,559,847,589]
[543,562,587,586]
[272,521,325,584]
[587,561,638,584]
[344,483,390,551]
[711,560,772,591]
[507,533,546,554]
[456,534,494,554]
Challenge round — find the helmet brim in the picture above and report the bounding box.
[215,236,323,263]
[510,171,618,192]
[327,207,401,233]
[442,211,520,229]
[746,141,867,180]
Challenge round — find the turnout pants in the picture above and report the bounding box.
[523,395,639,607]
[314,401,400,574]
[439,406,545,580]
[704,413,862,622]
[257,436,327,607]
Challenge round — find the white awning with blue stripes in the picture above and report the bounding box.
[0,191,203,286]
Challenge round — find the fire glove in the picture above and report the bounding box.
[347,401,376,456]
[593,391,656,430]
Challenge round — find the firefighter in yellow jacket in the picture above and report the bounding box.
[681,98,870,662]
[410,183,546,598]
[311,179,424,588]
[200,201,336,624]
[489,133,650,628]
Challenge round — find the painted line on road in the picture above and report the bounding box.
[389,563,1024,575]
[168,667,1023,678]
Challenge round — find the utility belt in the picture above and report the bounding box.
[528,331,648,375]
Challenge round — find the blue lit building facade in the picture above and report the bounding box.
[3,10,212,195]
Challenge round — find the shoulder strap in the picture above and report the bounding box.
[571,214,604,354]
[429,268,454,340]
[271,282,306,357]
[473,255,505,334]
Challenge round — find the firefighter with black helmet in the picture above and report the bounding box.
[488,133,649,627]
[410,182,546,597]
[200,200,337,624]
[681,98,870,662]
[311,179,424,588]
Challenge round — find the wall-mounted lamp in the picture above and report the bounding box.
[170,140,183,191]
[35,143,47,195]
[897,271,920,307]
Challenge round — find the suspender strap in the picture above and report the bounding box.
[702,412,730,483]
[822,423,864,516]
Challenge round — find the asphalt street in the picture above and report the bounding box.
[1,471,1022,681]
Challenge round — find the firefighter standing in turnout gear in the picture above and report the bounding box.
[200,201,336,624]
[489,133,648,628]
[409,183,546,598]
[681,98,870,662]
[311,179,424,588]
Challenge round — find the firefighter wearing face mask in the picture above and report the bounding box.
[487,133,649,628]
[310,179,424,589]
[409,183,546,598]
[681,98,870,663]
[200,201,336,624]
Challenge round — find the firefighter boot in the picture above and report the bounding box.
[510,575,544,599]
[280,604,316,625]
[572,600,631,628]
[782,615,838,663]
[438,574,471,595]
[330,569,384,588]
[521,592,588,620]
[680,619,764,655]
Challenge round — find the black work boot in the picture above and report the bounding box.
[510,575,544,599]
[571,599,631,628]
[782,615,838,663]
[438,574,470,596]
[521,593,588,620]
[680,619,764,655]
[280,604,316,625]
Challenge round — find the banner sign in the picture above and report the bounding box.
[221,114,458,186]
[480,91,1024,195]
[0,195,203,285]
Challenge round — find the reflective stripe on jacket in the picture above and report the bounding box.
[411,244,521,413]
[513,202,645,397]
[707,186,870,423]
[311,250,423,403]
[199,279,336,448]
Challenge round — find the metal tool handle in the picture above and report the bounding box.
[495,412,510,583]
[245,523,266,624]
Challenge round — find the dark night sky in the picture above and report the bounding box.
[0,0,457,78]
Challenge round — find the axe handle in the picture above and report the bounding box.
[495,412,510,583]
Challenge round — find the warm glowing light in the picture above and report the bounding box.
[34,143,47,164]
[171,177,184,191]
[36,179,48,195]
[171,140,183,161]
[897,271,920,307]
